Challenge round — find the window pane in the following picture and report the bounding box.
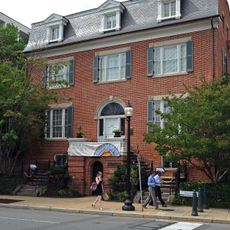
[171,1,176,16]
[106,14,116,29]
[180,44,186,71]
[163,3,170,17]
[52,109,63,137]
[163,46,177,73]
[155,48,161,75]
[51,26,59,40]
[99,53,126,82]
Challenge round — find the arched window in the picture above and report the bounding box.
[98,102,125,139]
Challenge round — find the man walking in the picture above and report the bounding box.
[154,170,167,207]
[142,171,158,209]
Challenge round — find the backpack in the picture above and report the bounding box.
[90,181,97,191]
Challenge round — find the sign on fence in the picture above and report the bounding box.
[179,190,198,197]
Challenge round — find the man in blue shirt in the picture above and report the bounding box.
[142,171,158,209]
[154,170,167,207]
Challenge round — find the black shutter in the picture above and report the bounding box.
[42,65,47,83]
[65,107,73,138]
[125,50,132,79]
[147,101,154,133]
[99,119,104,136]
[93,56,99,83]
[147,47,154,76]
[69,59,74,86]
[186,41,193,72]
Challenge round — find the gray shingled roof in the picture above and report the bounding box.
[24,0,219,53]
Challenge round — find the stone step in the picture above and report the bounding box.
[16,184,37,196]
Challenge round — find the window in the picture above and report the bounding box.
[147,41,193,77]
[155,43,186,75]
[157,0,181,22]
[105,13,117,30]
[93,50,131,83]
[45,107,72,139]
[163,0,176,18]
[54,154,67,167]
[50,26,59,41]
[98,102,125,140]
[42,59,74,88]
[148,99,170,130]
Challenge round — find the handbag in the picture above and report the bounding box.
[102,192,109,201]
[90,181,97,191]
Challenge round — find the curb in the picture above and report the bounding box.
[0,203,229,225]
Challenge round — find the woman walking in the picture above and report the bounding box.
[92,171,103,210]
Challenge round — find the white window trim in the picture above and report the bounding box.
[45,107,68,140]
[46,58,73,89]
[157,0,181,23]
[154,42,187,76]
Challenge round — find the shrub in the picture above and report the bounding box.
[0,175,25,194]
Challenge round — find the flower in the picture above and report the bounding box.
[113,128,121,133]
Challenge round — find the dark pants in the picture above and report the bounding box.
[155,186,165,206]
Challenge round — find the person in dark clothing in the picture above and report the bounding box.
[154,170,167,207]
[92,171,103,210]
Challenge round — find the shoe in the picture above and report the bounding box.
[142,205,147,209]
[99,207,103,210]
[162,204,167,207]
[155,206,159,209]
[92,203,95,208]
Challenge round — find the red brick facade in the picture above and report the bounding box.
[26,0,230,195]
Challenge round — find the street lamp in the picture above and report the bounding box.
[122,101,135,211]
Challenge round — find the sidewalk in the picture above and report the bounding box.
[0,195,229,224]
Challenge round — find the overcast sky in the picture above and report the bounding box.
[1,0,230,28]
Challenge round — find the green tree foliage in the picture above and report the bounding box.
[0,23,57,175]
[144,78,230,184]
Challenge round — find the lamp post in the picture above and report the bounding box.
[122,101,135,211]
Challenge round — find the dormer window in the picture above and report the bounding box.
[157,0,181,22]
[51,25,59,41]
[163,1,176,18]
[106,13,116,30]
[99,0,125,33]
[44,14,68,43]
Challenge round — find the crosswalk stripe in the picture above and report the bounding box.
[160,222,203,230]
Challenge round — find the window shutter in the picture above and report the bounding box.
[222,48,227,76]
[65,107,73,138]
[147,101,154,133]
[125,50,132,79]
[42,65,47,82]
[99,119,104,136]
[69,59,74,86]
[93,56,99,83]
[186,41,193,72]
[46,110,50,138]
[147,47,154,76]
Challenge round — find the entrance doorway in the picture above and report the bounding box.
[92,161,103,182]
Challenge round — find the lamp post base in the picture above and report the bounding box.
[122,199,135,211]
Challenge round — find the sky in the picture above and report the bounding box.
[1,0,230,29]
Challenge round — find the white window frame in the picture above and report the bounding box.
[153,100,170,129]
[45,108,67,140]
[101,11,122,32]
[154,43,187,76]
[47,61,69,89]
[99,52,126,82]
[157,0,181,22]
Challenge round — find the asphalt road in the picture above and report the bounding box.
[0,207,229,230]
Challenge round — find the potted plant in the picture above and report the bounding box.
[76,127,84,138]
[113,128,122,137]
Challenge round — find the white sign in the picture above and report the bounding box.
[179,190,198,197]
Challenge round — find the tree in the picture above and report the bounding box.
[0,24,57,175]
[144,77,230,184]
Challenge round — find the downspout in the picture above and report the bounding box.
[211,18,215,80]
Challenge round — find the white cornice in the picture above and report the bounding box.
[29,19,214,58]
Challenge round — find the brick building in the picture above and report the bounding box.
[24,0,230,195]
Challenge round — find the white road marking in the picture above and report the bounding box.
[0,216,59,224]
[160,222,203,230]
